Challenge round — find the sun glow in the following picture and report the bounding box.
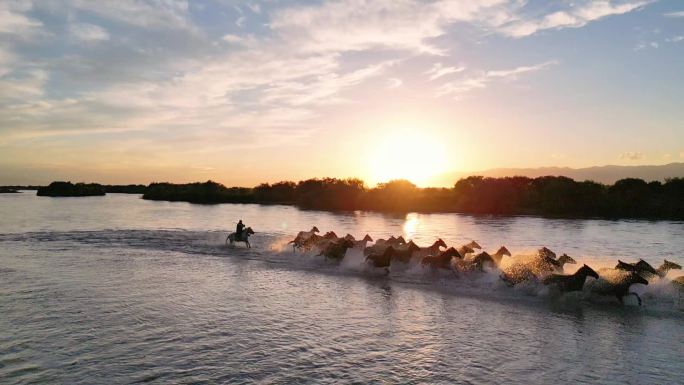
[368,129,449,187]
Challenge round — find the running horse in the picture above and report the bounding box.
[542,264,599,292]
[226,227,255,248]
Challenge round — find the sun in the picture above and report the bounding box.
[367,130,449,187]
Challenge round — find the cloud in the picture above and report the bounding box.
[386,78,403,89]
[501,1,653,38]
[664,11,684,17]
[666,36,684,43]
[269,0,511,55]
[425,63,466,81]
[435,60,557,97]
[69,23,109,42]
[37,0,193,30]
[0,0,655,175]
[0,1,43,36]
[620,151,644,160]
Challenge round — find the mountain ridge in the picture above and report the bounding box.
[437,162,684,186]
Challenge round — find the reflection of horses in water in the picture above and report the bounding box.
[226,227,255,248]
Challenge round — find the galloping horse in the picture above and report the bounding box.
[655,260,682,278]
[615,259,658,276]
[226,227,255,248]
[421,247,462,270]
[490,246,512,266]
[542,264,599,292]
[590,271,649,306]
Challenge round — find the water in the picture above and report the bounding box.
[1,192,683,384]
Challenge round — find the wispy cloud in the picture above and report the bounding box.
[386,78,403,89]
[0,1,43,36]
[425,63,466,81]
[435,60,558,97]
[501,1,653,38]
[664,11,684,18]
[69,23,109,42]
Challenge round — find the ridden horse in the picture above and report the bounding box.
[226,227,255,248]
[542,264,599,292]
[413,239,448,259]
[654,260,682,278]
[615,259,658,276]
[490,246,512,266]
[421,247,462,270]
[366,246,395,274]
[318,238,355,260]
[590,271,649,306]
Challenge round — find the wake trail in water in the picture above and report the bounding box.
[4,229,683,316]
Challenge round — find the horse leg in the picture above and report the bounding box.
[246,240,250,248]
[225,235,230,245]
[629,292,642,306]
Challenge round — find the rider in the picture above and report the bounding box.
[236,219,245,239]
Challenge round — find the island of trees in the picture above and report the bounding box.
[140,176,684,220]
[31,182,148,196]
[37,181,107,197]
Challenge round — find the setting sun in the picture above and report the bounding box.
[368,130,449,187]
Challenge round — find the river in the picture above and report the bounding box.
[1,192,682,384]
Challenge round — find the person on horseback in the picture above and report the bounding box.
[236,220,245,240]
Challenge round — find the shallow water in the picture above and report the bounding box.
[1,192,683,384]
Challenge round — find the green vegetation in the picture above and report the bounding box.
[0,187,20,193]
[37,181,106,197]
[141,176,684,220]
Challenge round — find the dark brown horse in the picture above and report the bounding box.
[615,259,658,276]
[490,246,512,266]
[390,241,420,263]
[421,247,462,270]
[366,246,395,274]
[542,264,599,292]
[591,271,649,306]
[414,239,448,259]
[467,251,498,272]
[317,238,355,260]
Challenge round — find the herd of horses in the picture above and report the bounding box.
[287,226,684,306]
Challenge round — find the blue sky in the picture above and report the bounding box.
[0,0,682,186]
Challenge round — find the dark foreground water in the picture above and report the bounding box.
[1,193,683,384]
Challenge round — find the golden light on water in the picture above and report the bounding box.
[367,130,449,187]
[403,213,419,239]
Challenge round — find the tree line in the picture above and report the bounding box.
[140,176,684,220]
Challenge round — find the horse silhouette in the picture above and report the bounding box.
[542,264,599,292]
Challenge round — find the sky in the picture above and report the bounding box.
[0,0,683,187]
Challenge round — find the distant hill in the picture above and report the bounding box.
[439,163,684,185]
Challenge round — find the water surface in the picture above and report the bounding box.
[1,193,683,384]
